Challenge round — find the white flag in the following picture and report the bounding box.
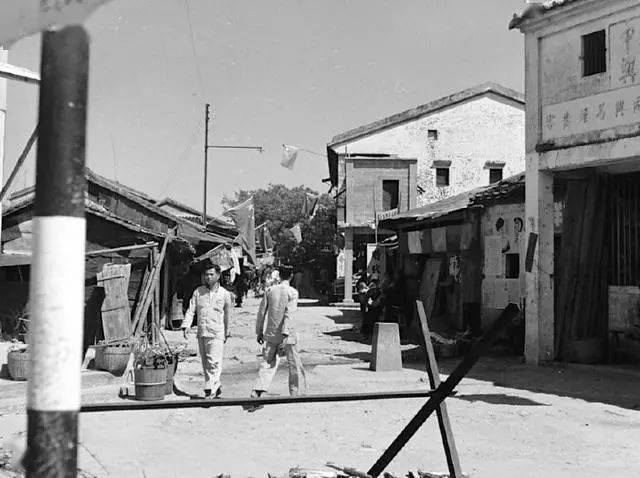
[281,145,299,170]
[0,0,113,47]
[290,224,302,244]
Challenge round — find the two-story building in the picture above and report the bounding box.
[511,0,640,365]
[327,82,525,302]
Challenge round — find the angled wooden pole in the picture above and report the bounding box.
[367,303,520,478]
[416,300,463,478]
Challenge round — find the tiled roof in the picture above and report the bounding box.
[379,172,525,229]
[328,82,524,147]
[509,0,585,30]
[4,169,232,247]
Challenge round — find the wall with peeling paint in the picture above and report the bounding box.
[530,1,640,158]
[480,203,526,326]
[333,94,525,207]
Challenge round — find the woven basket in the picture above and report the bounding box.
[7,349,29,381]
[94,344,132,375]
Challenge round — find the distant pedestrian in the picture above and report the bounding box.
[246,266,304,411]
[292,270,304,293]
[356,270,369,331]
[363,275,384,336]
[182,263,232,399]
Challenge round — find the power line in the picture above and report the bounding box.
[159,121,203,196]
[183,0,204,97]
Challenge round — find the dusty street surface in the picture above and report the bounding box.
[2,297,640,477]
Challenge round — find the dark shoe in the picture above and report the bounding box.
[243,390,264,412]
[204,388,212,398]
[214,386,222,398]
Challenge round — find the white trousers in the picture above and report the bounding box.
[197,336,224,391]
[253,341,303,396]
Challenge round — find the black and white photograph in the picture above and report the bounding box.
[1,1,640,477]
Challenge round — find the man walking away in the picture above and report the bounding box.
[182,263,232,398]
[246,266,303,411]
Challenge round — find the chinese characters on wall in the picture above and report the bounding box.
[541,17,640,142]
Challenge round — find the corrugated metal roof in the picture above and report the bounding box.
[328,82,524,148]
[509,0,585,30]
[379,172,525,229]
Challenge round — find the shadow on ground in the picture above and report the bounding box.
[319,306,640,411]
[406,351,640,411]
[454,393,549,406]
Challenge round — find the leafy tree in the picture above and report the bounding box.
[221,184,336,272]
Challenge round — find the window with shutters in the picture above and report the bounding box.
[581,30,606,77]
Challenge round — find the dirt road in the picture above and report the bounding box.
[1,297,640,477]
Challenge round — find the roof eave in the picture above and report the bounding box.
[328,84,524,148]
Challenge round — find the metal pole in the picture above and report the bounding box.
[373,184,378,245]
[202,103,210,226]
[80,389,441,413]
[0,48,7,247]
[25,26,89,477]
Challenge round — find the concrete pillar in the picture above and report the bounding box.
[524,155,555,364]
[344,227,354,303]
[0,48,7,245]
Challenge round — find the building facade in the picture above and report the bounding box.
[330,154,417,302]
[511,0,640,364]
[328,82,525,206]
[327,83,525,301]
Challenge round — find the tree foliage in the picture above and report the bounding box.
[222,184,336,271]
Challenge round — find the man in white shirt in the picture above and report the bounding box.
[182,263,232,398]
[246,267,302,410]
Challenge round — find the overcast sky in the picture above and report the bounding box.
[3,0,526,215]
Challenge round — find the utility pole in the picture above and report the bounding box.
[0,48,7,241]
[25,26,89,476]
[202,103,263,227]
[203,103,210,226]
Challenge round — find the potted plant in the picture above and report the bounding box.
[133,341,168,401]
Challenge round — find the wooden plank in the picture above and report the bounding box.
[97,263,132,342]
[131,235,170,335]
[162,253,170,328]
[416,299,463,478]
[85,242,157,257]
[151,247,159,345]
[418,257,443,312]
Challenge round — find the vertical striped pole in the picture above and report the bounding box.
[25,26,89,477]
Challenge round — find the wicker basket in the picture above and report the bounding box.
[7,349,29,381]
[94,344,132,375]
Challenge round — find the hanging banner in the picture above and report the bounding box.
[1,0,113,47]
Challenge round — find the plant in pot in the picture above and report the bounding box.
[133,340,168,401]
